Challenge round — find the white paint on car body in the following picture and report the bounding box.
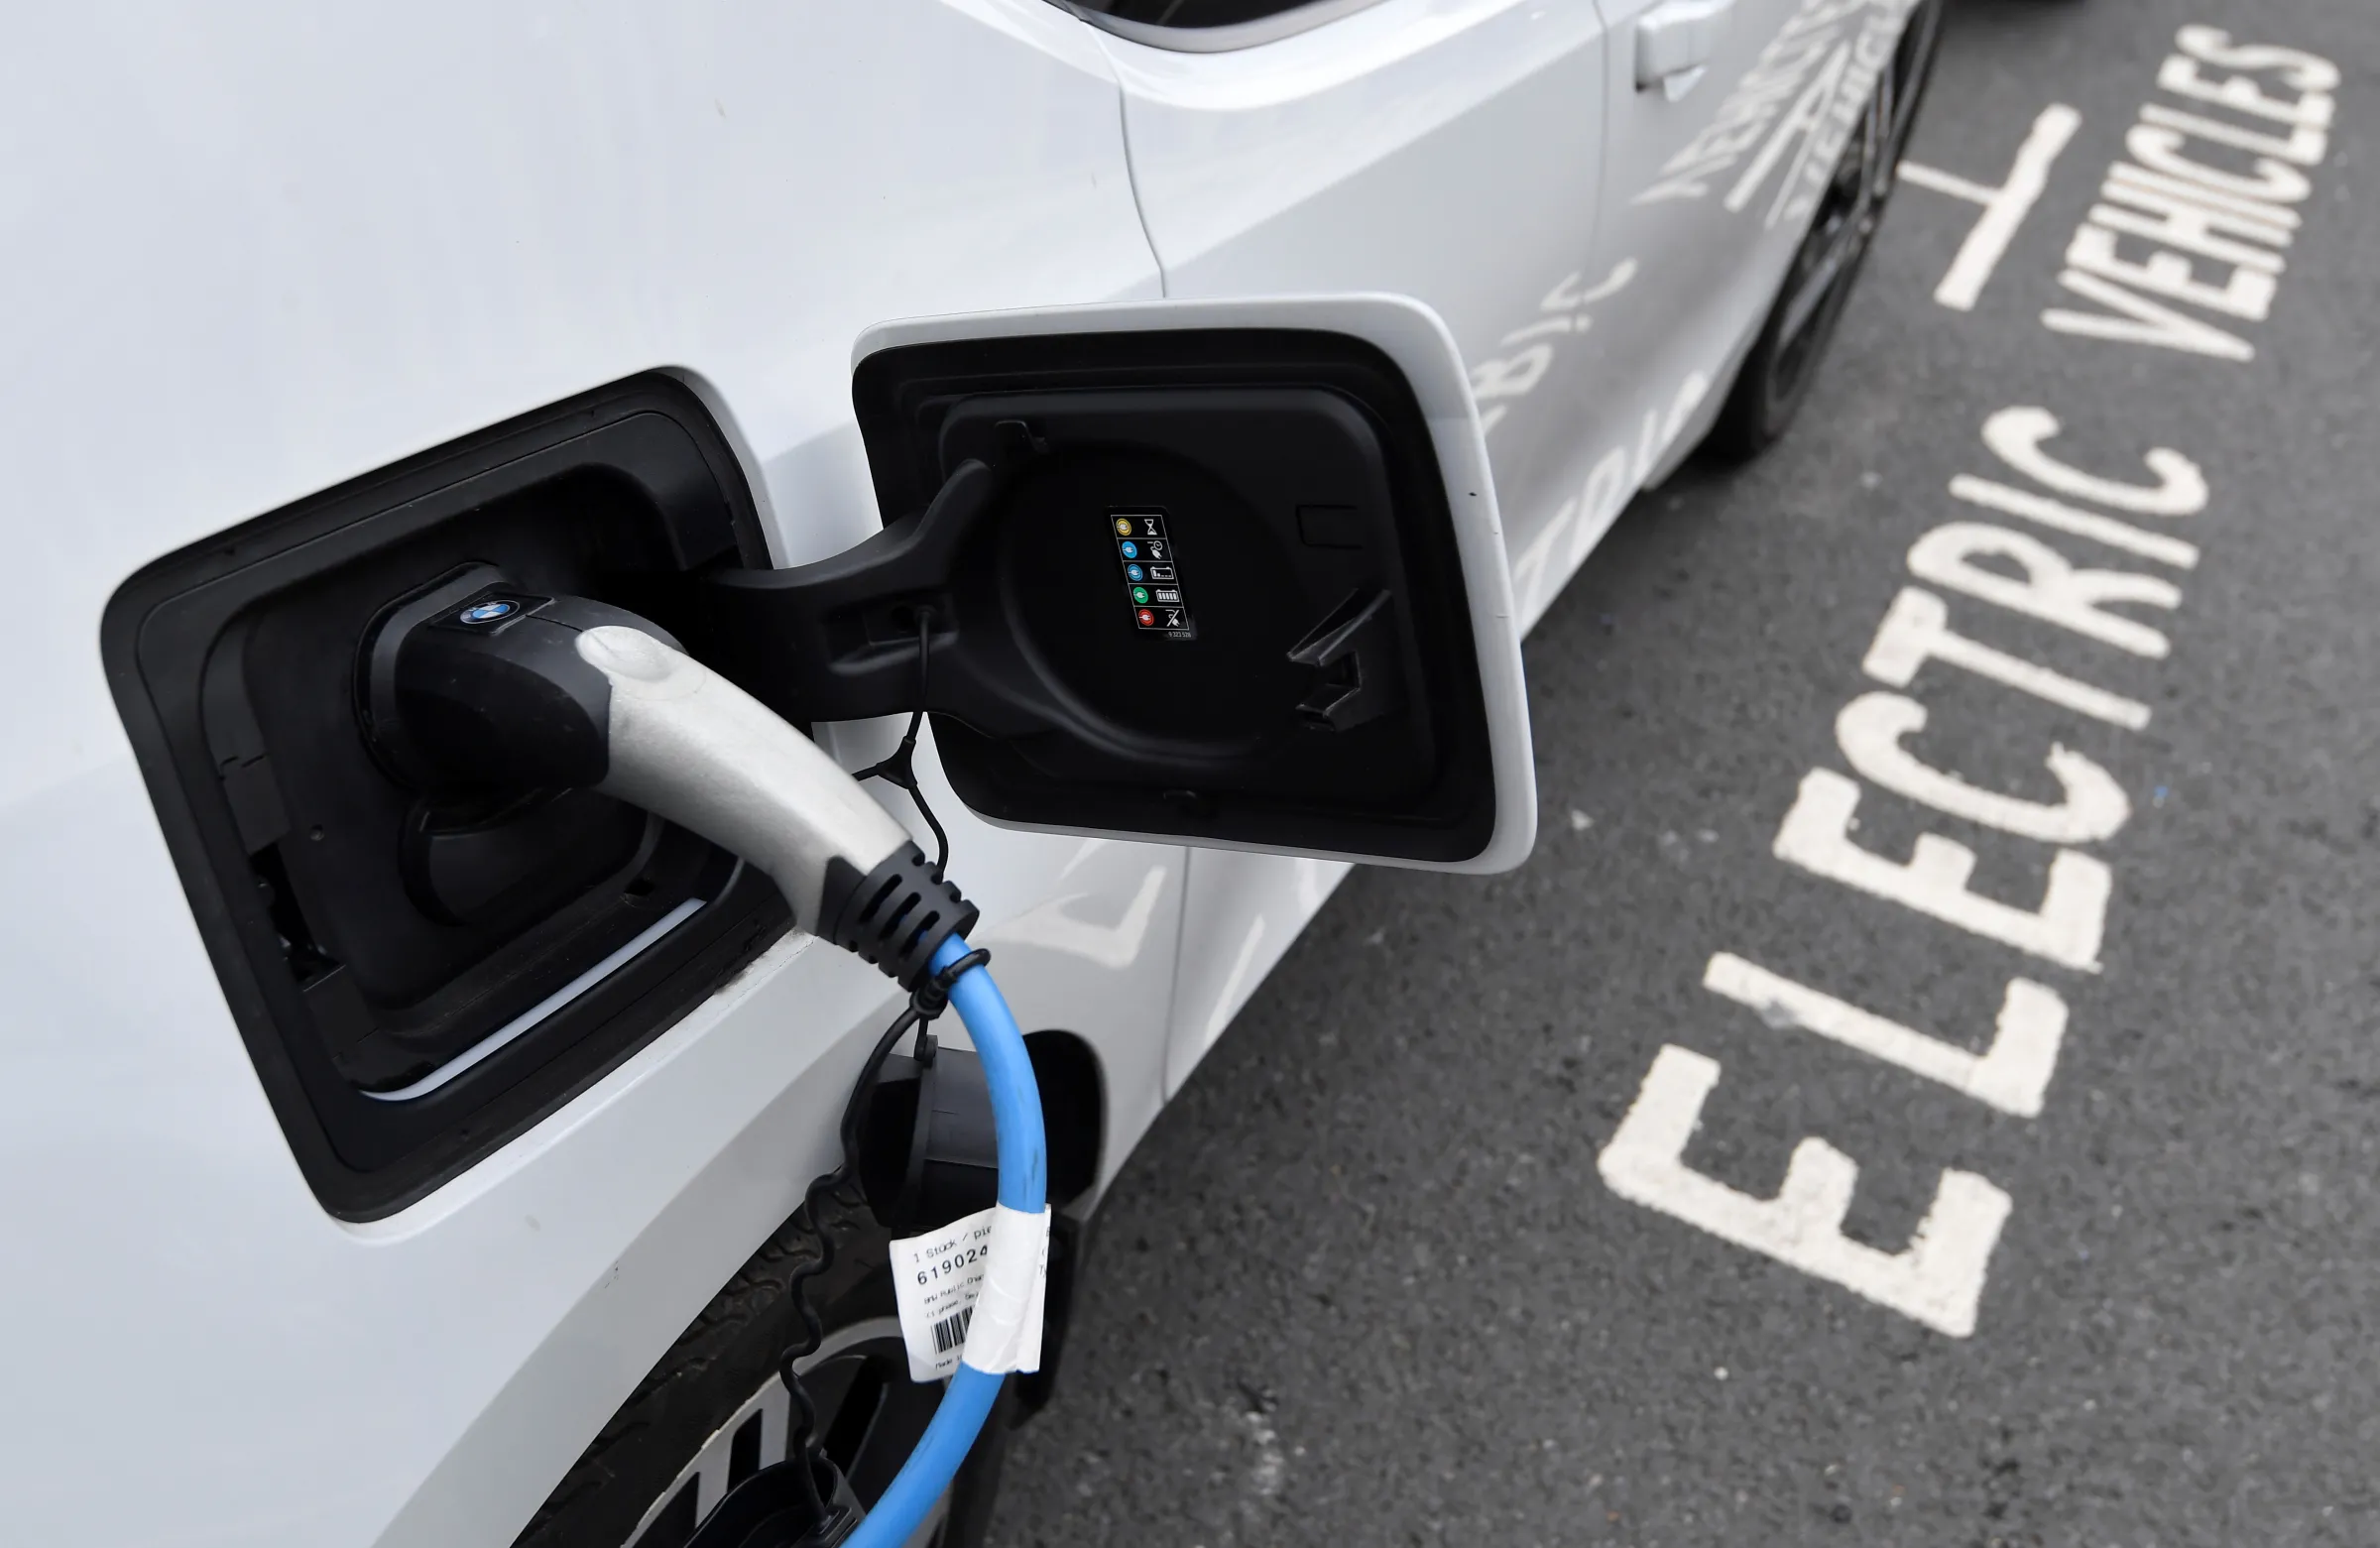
[1636,0,1921,226]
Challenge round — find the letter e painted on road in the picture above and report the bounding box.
[1705,951,2069,1118]
[1598,1045,2013,1337]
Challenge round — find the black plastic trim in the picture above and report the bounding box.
[102,375,787,1220]
[848,327,1498,865]
[1051,0,1390,52]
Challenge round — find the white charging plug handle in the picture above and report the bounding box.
[575,625,911,929]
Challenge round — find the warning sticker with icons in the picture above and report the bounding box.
[1111,511,1194,639]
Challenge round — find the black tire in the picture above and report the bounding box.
[512,1196,1012,1548]
[1707,0,1945,462]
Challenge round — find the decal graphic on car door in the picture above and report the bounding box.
[1088,0,1615,616]
[1487,0,1833,624]
[1077,0,1611,1087]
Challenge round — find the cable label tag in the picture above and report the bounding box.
[889,1205,1048,1381]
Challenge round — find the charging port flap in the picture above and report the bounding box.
[669,295,1535,873]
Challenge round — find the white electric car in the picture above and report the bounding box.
[2,1,1939,1544]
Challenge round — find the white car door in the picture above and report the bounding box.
[1081,0,1614,607]
[1476,0,1809,629]
[1061,0,1614,1086]
[5,6,1191,1545]
[1496,0,1889,621]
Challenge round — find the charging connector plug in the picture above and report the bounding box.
[360,566,977,986]
[361,567,1042,1548]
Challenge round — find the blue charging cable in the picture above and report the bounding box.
[843,934,1046,1547]
[358,596,1043,1548]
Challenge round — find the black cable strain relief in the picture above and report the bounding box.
[909,947,991,1021]
[815,844,979,991]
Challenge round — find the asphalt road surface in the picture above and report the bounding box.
[989,3,2378,1545]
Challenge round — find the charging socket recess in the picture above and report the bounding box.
[107,317,1521,1216]
[104,376,785,1219]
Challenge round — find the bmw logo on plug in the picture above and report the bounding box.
[459,599,518,625]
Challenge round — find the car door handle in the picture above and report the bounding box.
[1635,0,1735,91]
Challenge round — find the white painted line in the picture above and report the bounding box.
[1597,1045,2012,1337]
[1773,767,2112,971]
[1948,475,2202,570]
[1907,524,2181,658]
[1896,165,2000,205]
[1705,952,2068,1118]
[1863,587,2152,731]
[1836,690,2131,845]
[1901,104,2083,311]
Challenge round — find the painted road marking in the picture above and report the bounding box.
[1835,690,2131,845]
[1900,104,2083,310]
[1981,405,2209,517]
[1613,400,2224,1330]
[2045,28,2340,360]
[1861,586,2153,732]
[1775,767,2114,971]
[1705,953,2068,1119]
[1597,1045,2013,1338]
[1906,523,2182,658]
[1598,24,2337,1341]
[1946,476,2201,570]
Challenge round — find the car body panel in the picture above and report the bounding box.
[0,0,1923,1542]
[850,291,1537,877]
[0,4,1178,1543]
[1091,0,1609,1107]
[1484,0,1835,626]
[1096,0,1614,641]
[1165,848,1354,1096]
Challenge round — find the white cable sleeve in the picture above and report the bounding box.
[959,1205,1050,1375]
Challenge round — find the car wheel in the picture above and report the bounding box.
[512,1198,1014,1548]
[1707,0,1945,461]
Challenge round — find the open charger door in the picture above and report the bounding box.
[675,295,1534,872]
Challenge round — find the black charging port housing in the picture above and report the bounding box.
[888,330,1500,863]
[103,376,785,1219]
[665,328,1499,866]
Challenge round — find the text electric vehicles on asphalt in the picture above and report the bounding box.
[2,1,1939,1543]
